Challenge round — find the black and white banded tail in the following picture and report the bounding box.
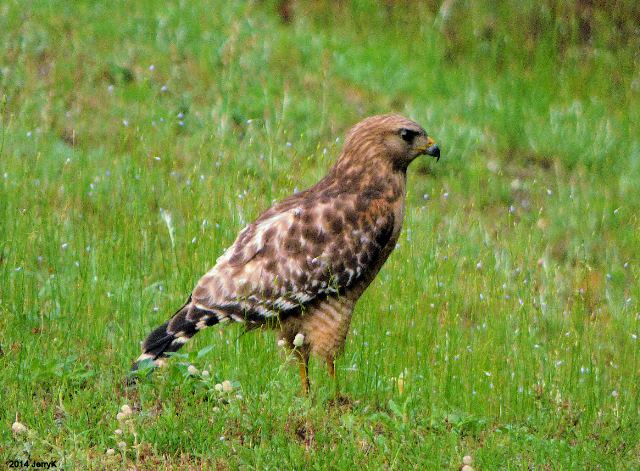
[130,296,222,372]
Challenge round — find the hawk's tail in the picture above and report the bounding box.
[130,296,222,374]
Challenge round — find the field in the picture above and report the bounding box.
[1,0,640,468]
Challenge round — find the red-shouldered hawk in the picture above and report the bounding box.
[131,114,440,393]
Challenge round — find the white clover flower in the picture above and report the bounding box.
[12,421,27,434]
[277,339,286,348]
[463,455,473,465]
[202,370,210,379]
[117,441,127,449]
[214,383,223,392]
[120,404,132,416]
[106,448,116,456]
[116,412,125,421]
[114,428,123,435]
[293,333,305,347]
[222,380,233,392]
[187,365,199,375]
[212,406,220,412]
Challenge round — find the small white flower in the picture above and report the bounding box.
[214,383,223,392]
[116,412,125,421]
[222,380,233,392]
[476,262,482,270]
[463,455,473,466]
[611,390,619,398]
[202,370,210,378]
[120,404,132,416]
[12,421,27,434]
[293,333,305,347]
[149,64,155,71]
[212,406,220,412]
[106,448,116,456]
[114,428,123,435]
[277,339,286,348]
[187,365,199,375]
[161,85,168,92]
[117,441,127,449]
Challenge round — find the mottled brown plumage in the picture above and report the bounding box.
[131,114,440,393]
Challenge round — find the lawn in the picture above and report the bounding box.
[1,0,639,468]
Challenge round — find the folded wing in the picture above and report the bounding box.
[183,195,394,328]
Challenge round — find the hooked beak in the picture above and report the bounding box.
[417,136,441,162]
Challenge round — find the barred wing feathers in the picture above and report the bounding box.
[188,196,394,326]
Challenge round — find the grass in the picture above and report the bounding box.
[1,0,639,468]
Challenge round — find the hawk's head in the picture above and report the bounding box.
[340,114,440,171]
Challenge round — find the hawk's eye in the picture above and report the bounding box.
[399,128,419,142]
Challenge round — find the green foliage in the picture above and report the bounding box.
[1,0,639,468]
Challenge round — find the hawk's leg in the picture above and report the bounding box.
[297,351,310,395]
[327,359,336,379]
[327,357,339,396]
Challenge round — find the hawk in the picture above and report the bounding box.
[131,114,440,393]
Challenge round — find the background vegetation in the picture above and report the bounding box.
[1,0,639,468]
